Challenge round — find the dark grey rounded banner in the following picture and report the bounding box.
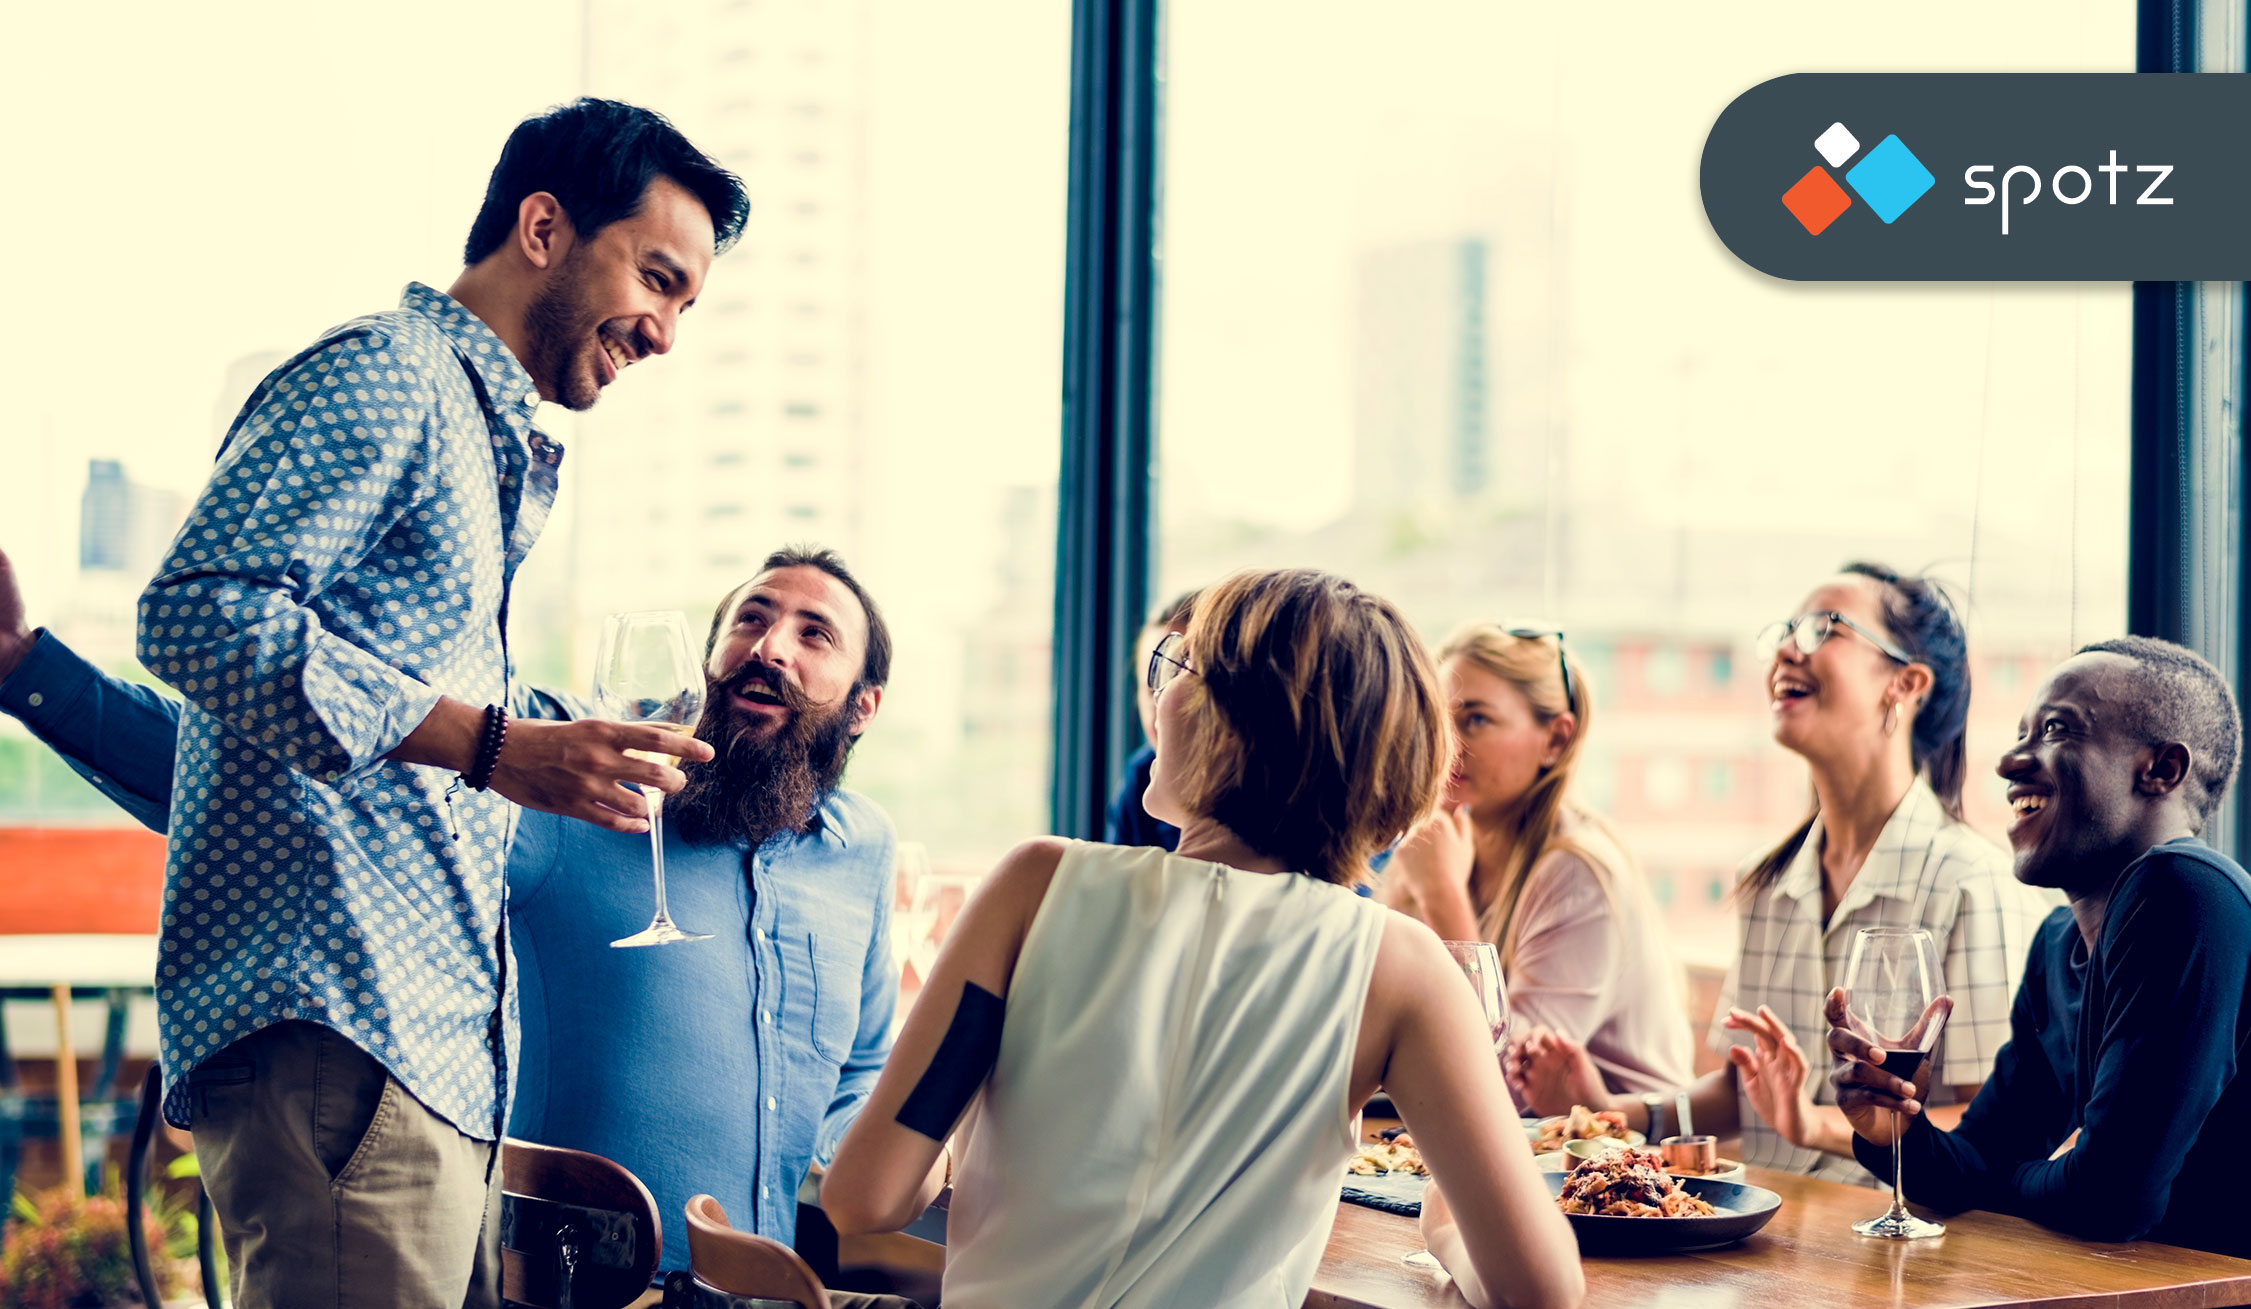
[1701,74,2251,280]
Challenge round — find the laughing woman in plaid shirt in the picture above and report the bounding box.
[1516,563,2056,1186]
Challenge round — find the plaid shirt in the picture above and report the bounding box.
[1709,780,2058,1186]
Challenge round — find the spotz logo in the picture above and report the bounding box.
[1779,123,1934,235]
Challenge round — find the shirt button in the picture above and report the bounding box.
[760,1009,771,1024]
[762,1186,770,1199]
[24,693,41,708]
[767,1096,778,1111]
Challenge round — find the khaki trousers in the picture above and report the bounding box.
[186,1021,502,1309]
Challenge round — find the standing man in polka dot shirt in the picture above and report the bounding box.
[128,99,747,1308]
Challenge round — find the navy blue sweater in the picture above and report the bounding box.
[1855,839,2251,1255]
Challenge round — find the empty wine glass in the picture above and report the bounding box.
[1445,939,1512,1060]
[1402,940,1511,1269]
[1841,926,1948,1239]
[593,610,712,948]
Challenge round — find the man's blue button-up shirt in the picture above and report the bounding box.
[133,283,561,1135]
[508,799,896,1259]
[1,633,899,1264]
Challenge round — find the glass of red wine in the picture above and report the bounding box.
[1841,926,1949,1239]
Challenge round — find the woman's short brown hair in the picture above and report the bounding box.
[1160,569,1448,885]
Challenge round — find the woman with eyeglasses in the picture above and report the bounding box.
[1379,623,1693,1103]
[1514,562,2053,1186]
[822,570,1583,1309]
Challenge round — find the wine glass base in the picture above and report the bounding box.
[611,922,715,948]
[1854,1211,1946,1240]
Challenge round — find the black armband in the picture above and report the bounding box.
[896,981,1006,1140]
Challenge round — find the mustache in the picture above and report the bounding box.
[713,660,812,714]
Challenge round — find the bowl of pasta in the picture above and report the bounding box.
[1547,1149,1780,1254]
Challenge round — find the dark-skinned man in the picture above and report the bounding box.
[1824,636,2251,1256]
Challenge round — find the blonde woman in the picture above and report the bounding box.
[823,570,1582,1309]
[1381,624,1692,1103]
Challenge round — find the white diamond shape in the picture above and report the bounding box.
[1815,122,1860,169]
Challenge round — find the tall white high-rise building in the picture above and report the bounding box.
[570,0,872,634]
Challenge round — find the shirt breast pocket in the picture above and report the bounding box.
[808,932,862,1065]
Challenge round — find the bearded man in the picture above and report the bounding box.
[0,545,917,1302]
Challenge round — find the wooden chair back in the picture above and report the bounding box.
[683,1193,833,1309]
[500,1137,663,1309]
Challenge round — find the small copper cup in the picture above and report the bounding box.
[1660,1134,1719,1175]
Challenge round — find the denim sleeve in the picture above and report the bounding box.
[135,330,445,787]
[510,683,588,722]
[0,630,181,833]
[816,820,900,1166]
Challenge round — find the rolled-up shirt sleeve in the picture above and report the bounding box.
[136,331,444,786]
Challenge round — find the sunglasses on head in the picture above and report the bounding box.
[1500,625,1575,712]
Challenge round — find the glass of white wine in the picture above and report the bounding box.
[593,609,712,948]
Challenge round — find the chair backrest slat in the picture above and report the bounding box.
[500,1137,664,1309]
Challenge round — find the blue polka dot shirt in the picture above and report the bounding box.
[136,283,563,1138]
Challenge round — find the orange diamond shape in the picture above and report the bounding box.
[1781,166,1852,235]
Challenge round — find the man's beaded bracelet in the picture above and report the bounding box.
[464,703,509,791]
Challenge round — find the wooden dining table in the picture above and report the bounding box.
[1313,1154,2251,1309]
[804,1120,2251,1308]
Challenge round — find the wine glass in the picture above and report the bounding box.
[1445,939,1512,1059]
[888,841,933,977]
[1841,926,1948,1239]
[593,610,712,948]
[1400,940,1512,1269]
[899,868,977,992]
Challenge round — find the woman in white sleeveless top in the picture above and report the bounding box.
[824,569,1583,1309]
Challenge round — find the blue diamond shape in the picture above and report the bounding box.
[1843,135,1934,225]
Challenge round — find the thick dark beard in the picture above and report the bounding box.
[671,664,859,850]
[521,249,602,411]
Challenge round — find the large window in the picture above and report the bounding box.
[1157,2,2135,963]
[0,1,1071,886]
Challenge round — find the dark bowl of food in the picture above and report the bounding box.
[1546,1151,1782,1255]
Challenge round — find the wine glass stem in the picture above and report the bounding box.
[645,787,674,925]
[1888,1109,1908,1220]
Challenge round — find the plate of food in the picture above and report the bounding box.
[1342,1126,1430,1215]
[1348,1136,1428,1177]
[1535,1144,1747,1184]
[1529,1104,1644,1153]
[1548,1149,1780,1254]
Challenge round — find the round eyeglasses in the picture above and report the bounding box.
[1754,610,1913,665]
[1146,630,1194,695]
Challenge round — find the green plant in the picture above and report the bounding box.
[1,1180,190,1309]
